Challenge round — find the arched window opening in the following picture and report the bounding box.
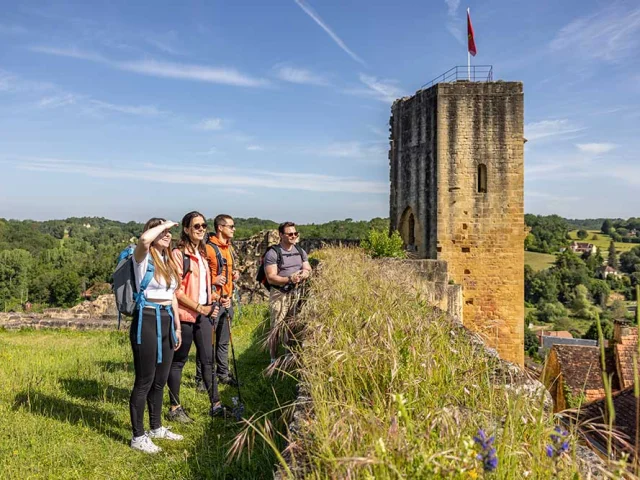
[408,214,416,246]
[478,163,487,193]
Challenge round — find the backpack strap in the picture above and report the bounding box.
[182,252,191,280]
[207,241,225,276]
[139,255,155,294]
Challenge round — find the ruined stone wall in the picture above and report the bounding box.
[390,81,525,365]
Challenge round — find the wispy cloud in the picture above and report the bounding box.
[88,100,164,116]
[346,74,405,103]
[307,141,387,163]
[247,145,265,151]
[38,94,79,109]
[9,156,387,194]
[0,24,28,35]
[550,4,640,62]
[142,30,183,56]
[197,118,224,131]
[0,70,54,93]
[444,0,465,45]
[525,119,585,141]
[30,46,270,87]
[293,0,365,65]
[576,143,617,155]
[273,64,330,86]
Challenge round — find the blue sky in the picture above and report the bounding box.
[1,0,639,223]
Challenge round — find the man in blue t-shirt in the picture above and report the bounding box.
[264,222,311,363]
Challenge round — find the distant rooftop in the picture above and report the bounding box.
[421,65,494,89]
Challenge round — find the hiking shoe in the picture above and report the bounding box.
[167,406,193,424]
[210,403,231,418]
[218,375,240,387]
[130,434,161,454]
[195,380,207,393]
[148,426,183,441]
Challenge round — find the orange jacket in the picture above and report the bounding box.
[172,247,211,323]
[206,236,234,300]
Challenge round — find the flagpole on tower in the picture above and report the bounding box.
[467,8,471,80]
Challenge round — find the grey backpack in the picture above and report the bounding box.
[113,245,154,328]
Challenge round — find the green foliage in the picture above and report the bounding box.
[536,301,568,323]
[360,229,406,258]
[48,270,81,307]
[607,299,628,322]
[571,284,600,321]
[619,246,640,275]
[588,279,610,308]
[576,229,588,240]
[524,266,558,304]
[608,240,619,270]
[583,319,614,341]
[524,214,570,253]
[524,323,539,357]
[601,219,613,235]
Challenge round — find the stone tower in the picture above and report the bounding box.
[389,81,525,365]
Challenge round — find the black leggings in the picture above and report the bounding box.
[129,308,174,438]
[167,315,219,408]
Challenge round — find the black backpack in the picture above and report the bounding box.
[180,241,225,281]
[256,244,304,291]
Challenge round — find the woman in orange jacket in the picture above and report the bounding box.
[166,211,227,422]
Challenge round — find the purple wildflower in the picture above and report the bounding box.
[546,426,570,459]
[474,429,498,472]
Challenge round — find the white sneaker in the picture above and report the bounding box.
[130,434,162,453]
[148,426,183,441]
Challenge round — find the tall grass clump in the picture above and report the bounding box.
[285,248,583,478]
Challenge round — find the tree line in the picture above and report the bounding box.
[0,216,389,311]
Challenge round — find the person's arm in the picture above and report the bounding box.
[171,293,182,350]
[265,264,293,286]
[134,220,177,263]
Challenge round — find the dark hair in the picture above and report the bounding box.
[178,210,207,256]
[278,221,296,234]
[214,214,233,234]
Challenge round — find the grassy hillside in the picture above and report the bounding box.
[568,229,636,253]
[282,248,583,478]
[0,305,295,479]
[524,251,556,271]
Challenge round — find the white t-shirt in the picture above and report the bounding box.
[194,248,208,304]
[133,253,178,301]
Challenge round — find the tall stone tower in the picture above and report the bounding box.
[389,80,525,365]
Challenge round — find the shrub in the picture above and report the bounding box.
[360,229,406,258]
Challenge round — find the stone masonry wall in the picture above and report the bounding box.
[390,81,525,366]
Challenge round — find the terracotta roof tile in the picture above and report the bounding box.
[553,345,607,394]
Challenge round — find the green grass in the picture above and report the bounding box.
[524,251,557,271]
[568,229,637,253]
[286,248,583,478]
[0,304,296,479]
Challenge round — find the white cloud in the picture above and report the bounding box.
[9,156,387,194]
[524,119,585,141]
[247,145,264,151]
[445,0,460,16]
[197,118,224,131]
[308,141,387,162]
[88,100,164,116]
[550,5,640,62]
[38,94,79,108]
[273,65,330,86]
[0,70,54,93]
[30,46,269,87]
[348,74,405,103]
[576,143,617,155]
[293,0,365,65]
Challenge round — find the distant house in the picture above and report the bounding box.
[541,321,639,413]
[570,241,597,255]
[542,345,616,413]
[599,265,621,279]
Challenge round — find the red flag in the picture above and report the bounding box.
[467,8,477,56]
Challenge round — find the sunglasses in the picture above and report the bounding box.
[192,223,208,231]
[222,224,236,229]
[285,232,299,237]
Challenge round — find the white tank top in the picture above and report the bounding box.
[133,253,178,301]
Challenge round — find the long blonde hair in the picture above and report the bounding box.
[143,218,181,288]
